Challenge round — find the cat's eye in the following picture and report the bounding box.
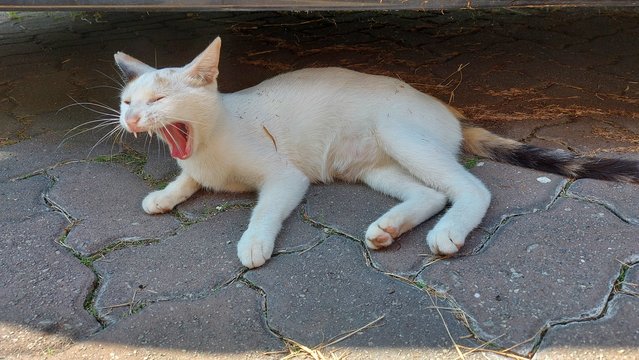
[150,96,165,104]
[123,100,131,105]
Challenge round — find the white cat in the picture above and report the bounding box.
[114,38,638,268]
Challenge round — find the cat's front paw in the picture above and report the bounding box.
[142,190,175,214]
[426,225,465,255]
[237,231,274,268]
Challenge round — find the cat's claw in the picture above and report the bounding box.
[237,231,274,268]
[426,225,465,255]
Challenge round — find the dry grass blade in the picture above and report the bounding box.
[317,315,384,350]
[459,334,505,357]
[445,63,469,104]
[457,345,530,360]
[425,291,465,359]
[272,316,384,360]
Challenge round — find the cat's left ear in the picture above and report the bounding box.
[183,37,221,86]
[114,52,155,82]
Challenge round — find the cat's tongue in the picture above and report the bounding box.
[161,123,191,160]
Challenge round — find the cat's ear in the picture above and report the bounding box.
[113,52,155,82]
[183,37,221,86]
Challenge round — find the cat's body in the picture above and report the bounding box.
[114,38,639,268]
[198,67,460,185]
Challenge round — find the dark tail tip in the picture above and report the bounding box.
[491,144,639,184]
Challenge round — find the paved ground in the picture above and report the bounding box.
[0,8,638,360]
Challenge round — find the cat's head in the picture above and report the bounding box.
[114,37,222,160]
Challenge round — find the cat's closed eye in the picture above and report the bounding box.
[149,96,165,104]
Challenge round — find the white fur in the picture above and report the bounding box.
[115,38,491,268]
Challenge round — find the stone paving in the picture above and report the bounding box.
[0,8,638,360]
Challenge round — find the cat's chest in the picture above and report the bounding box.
[177,152,257,193]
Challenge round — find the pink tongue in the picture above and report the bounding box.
[161,124,190,160]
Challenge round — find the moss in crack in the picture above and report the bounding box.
[172,201,256,227]
[93,148,175,189]
[300,207,360,243]
[56,228,160,326]
[94,148,146,175]
[613,262,631,294]
[558,178,575,198]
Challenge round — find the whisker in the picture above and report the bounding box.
[111,64,127,85]
[86,98,121,111]
[86,85,123,91]
[112,128,126,155]
[59,122,121,149]
[60,97,120,117]
[95,69,125,88]
[64,118,120,136]
[87,125,123,156]
[156,132,164,159]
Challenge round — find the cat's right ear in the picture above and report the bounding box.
[114,52,155,82]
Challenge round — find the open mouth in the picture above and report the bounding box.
[159,122,192,160]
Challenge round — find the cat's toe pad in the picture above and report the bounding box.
[365,224,399,249]
[427,226,464,255]
[142,191,174,214]
[237,232,273,268]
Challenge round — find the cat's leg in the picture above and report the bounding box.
[237,167,310,268]
[378,126,491,255]
[142,172,200,214]
[361,165,448,249]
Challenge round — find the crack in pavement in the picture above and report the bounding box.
[530,260,639,357]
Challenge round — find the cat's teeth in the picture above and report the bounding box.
[133,132,138,139]
[148,131,153,137]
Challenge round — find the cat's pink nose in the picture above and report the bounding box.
[125,114,142,132]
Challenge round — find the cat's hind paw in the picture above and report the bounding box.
[237,231,274,268]
[426,225,465,255]
[365,223,399,250]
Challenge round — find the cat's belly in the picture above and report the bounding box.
[291,132,386,183]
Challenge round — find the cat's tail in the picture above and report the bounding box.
[461,126,639,184]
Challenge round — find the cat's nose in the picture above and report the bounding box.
[125,114,142,132]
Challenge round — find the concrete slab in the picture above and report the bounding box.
[92,210,247,323]
[0,175,51,223]
[142,143,181,181]
[0,129,121,182]
[93,205,324,324]
[0,214,100,358]
[304,183,438,275]
[47,162,180,255]
[53,284,282,359]
[623,266,638,296]
[470,161,565,233]
[176,189,255,221]
[534,295,639,360]
[568,176,639,225]
[419,198,639,355]
[246,236,477,358]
